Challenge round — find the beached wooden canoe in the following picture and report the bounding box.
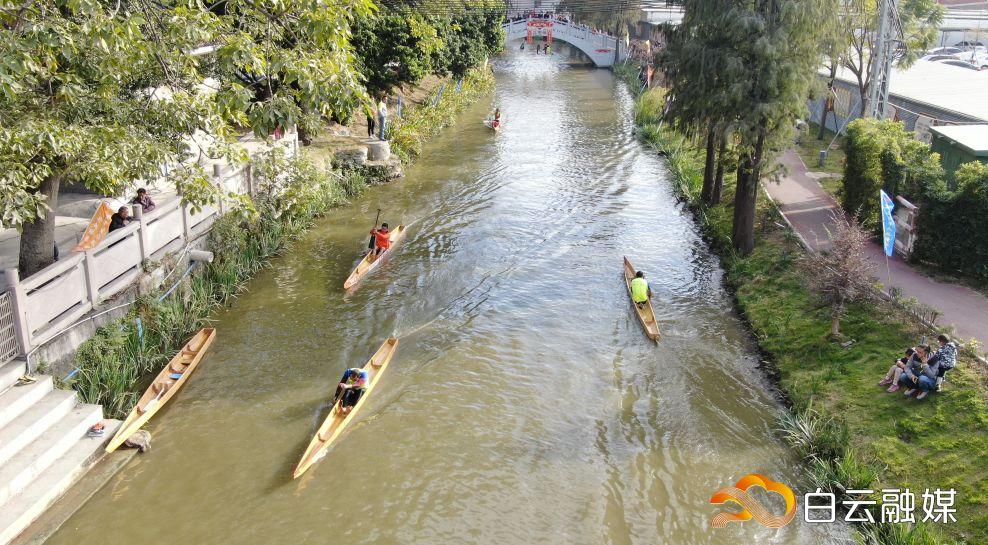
[623,256,660,341]
[343,225,406,289]
[293,337,398,478]
[105,328,216,452]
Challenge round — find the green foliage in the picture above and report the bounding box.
[1,0,373,275]
[661,0,833,254]
[352,13,441,95]
[841,118,943,227]
[634,88,667,127]
[388,67,495,162]
[429,7,505,77]
[855,521,948,545]
[913,161,988,282]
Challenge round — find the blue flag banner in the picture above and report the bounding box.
[880,190,897,257]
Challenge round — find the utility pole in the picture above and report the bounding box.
[866,0,904,119]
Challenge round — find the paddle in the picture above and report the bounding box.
[367,208,382,251]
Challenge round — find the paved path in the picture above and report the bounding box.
[765,149,988,346]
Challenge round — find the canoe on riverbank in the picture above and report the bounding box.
[343,225,406,289]
[293,337,399,479]
[105,328,216,452]
[623,257,660,341]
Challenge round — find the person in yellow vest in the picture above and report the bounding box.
[630,270,652,308]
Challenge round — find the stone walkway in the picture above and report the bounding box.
[765,149,988,347]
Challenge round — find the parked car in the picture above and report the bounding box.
[954,41,985,50]
[925,46,964,57]
[936,58,982,71]
[924,54,962,62]
[956,51,988,69]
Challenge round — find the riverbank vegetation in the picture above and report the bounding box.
[73,151,367,418]
[627,82,987,545]
[389,67,496,162]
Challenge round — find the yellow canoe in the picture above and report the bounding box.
[293,337,399,478]
[343,225,406,290]
[623,257,660,341]
[105,328,216,452]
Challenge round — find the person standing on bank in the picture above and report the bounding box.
[377,94,388,140]
[366,104,376,139]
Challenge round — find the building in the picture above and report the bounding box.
[929,125,988,183]
[809,60,988,144]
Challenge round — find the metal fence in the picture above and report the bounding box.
[0,292,18,365]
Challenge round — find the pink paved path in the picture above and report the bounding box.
[765,150,988,346]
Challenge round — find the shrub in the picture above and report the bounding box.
[841,119,942,228]
[912,161,988,281]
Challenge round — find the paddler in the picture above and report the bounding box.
[631,270,652,308]
[368,222,391,261]
[492,108,501,129]
[334,367,369,415]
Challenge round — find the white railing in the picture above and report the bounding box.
[1,128,298,359]
[4,198,219,353]
[0,293,17,365]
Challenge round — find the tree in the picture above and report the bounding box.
[659,1,746,207]
[838,0,944,116]
[1,0,224,277]
[1,0,371,277]
[800,212,875,339]
[351,13,441,96]
[725,0,832,255]
[430,6,505,77]
[211,0,374,134]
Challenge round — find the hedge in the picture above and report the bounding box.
[912,161,988,281]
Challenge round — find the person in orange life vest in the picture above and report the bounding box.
[369,222,391,261]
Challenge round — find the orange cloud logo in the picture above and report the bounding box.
[710,473,797,528]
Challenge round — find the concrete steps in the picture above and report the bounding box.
[0,377,53,430]
[0,390,77,467]
[0,421,121,545]
[0,360,119,545]
[0,360,23,392]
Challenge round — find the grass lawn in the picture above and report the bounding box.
[712,185,988,544]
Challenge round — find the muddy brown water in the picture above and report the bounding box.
[47,50,847,545]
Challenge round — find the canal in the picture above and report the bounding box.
[48,50,845,544]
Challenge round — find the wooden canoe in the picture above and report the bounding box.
[343,225,406,290]
[293,337,399,479]
[105,328,216,452]
[623,257,660,341]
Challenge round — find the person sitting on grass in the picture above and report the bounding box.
[878,347,917,393]
[901,345,941,400]
[927,334,958,390]
[897,344,930,395]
